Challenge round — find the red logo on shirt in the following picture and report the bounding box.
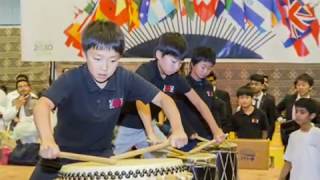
[207,90,213,97]
[163,85,175,93]
[251,118,259,124]
[109,98,124,109]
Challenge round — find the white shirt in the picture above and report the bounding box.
[5,91,38,122]
[0,89,8,130]
[6,90,37,107]
[0,106,10,131]
[285,127,320,180]
[11,116,39,144]
[5,91,39,144]
[0,89,6,107]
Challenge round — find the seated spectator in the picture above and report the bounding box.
[6,74,37,105]
[5,79,39,143]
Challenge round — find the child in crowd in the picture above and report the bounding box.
[230,86,269,139]
[279,98,320,180]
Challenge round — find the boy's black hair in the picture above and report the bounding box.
[16,74,29,82]
[294,73,314,87]
[154,32,188,61]
[191,47,216,65]
[81,20,125,55]
[249,74,265,84]
[236,85,254,97]
[295,98,318,114]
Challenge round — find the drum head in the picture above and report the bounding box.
[59,158,190,179]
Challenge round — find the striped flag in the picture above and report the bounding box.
[243,0,265,30]
[148,0,176,24]
[215,0,225,17]
[258,0,282,27]
[279,0,319,56]
[225,0,246,28]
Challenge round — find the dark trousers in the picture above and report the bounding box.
[30,158,72,180]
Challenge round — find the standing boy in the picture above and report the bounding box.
[231,86,269,139]
[249,74,277,139]
[279,98,320,180]
[31,21,187,180]
[115,33,225,154]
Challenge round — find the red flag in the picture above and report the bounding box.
[99,0,129,25]
[193,0,219,22]
[293,38,309,57]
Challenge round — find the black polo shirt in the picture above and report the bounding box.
[231,108,269,139]
[178,75,225,138]
[44,64,159,154]
[119,60,191,129]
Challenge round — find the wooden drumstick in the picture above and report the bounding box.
[166,147,188,156]
[146,139,188,156]
[111,140,170,160]
[188,139,217,154]
[194,135,210,142]
[59,152,117,165]
[166,153,189,160]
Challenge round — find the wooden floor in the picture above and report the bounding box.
[0,165,280,180]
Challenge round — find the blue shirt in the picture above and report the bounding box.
[44,64,159,154]
[119,60,191,130]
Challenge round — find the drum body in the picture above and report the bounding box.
[210,142,238,180]
[58,158,192,180]
[183,153,216,180]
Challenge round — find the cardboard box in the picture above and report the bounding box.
[230,139,269,170]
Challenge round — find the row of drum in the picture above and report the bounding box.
[58,144,238,180]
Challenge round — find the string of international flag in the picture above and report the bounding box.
[64,0,320,57]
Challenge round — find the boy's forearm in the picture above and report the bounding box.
[162,98,184,132]
[152,93,184,132]
[279,161,291,180]
[136,100,154,136]
[33,98,55,142]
